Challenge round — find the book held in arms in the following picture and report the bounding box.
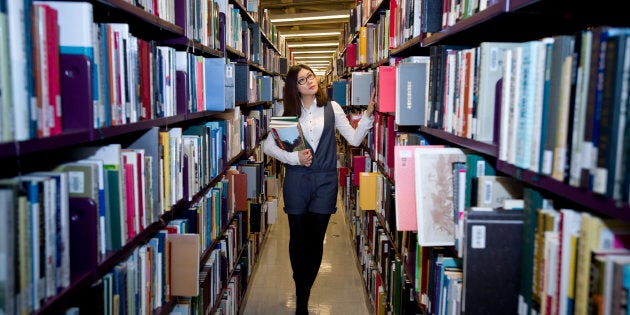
[269,116,309,152]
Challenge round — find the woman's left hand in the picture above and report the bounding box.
[366,87,376,116]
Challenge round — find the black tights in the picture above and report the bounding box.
[288,212,331,314]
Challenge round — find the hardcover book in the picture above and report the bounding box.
[395,59,430,126]
[269,116,309,152]
[394,145,444,231]
[414,147,466,246]
[350,71,373,105]
[168,233,200,297]
[377,66,396,113]
[473,175,524,209]
[359,172,378,210]
[332,80,347,106]
[462,209,524,315]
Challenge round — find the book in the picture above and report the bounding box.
[476,42,522,142]
[332,80,347,106]
[394,144,445,231]
[168,233,200,297]
[518,188,550,315]
[359,172,378,210]
[414,147,466,246]
[0,1,9,141]
[473,175,524,209]
[462,209,524,315]
[395,59,430,126]
[40,1,99,128]
[69,197,98,283]
[377,66,396,112]
[350,71,373,105]
[0,180,17,315]
[394,145,419,231]
[204,57,227,111]
[269,116,309,152]
[464,153,496,209]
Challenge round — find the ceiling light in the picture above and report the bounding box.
[287,42,338,48]
[272,15,348,22]
[270,10,349,23]
[282,31,341,38]
[291,50,337,54]
[292,56,333,59]
[302,63,331,67]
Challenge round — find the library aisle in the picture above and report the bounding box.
[241,192,371,315]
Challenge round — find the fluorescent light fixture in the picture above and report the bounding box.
[272,15,348,22]
[302,64,331,67]
[270,10,349,23]
[282,31,341,38]
[292,56,333,59]
[287,42,338,48]
[291,50,337,54]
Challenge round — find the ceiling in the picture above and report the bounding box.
[260,0,357,73]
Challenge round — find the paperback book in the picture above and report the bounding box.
[269,116,310,152]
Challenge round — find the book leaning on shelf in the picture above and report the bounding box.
[269,116,310,152]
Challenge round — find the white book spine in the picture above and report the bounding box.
[7,1,30,141]
[499,49,513,162]
[508,46,523,165]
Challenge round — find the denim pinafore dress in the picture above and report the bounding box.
[283,102,338,215]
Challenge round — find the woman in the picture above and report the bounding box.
[263,64,374,314]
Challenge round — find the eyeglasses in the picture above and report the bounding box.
[297,73,316,85]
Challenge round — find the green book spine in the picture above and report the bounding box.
[520,187,544,312]
[107,169,123,251]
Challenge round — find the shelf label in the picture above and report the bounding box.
[471,225,486,249]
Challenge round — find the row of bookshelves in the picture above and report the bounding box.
[418,125,630,222]
[329,0,630,314]
[0,0,287,144]
[0,0,287,314]
[330,0,626,78]
[330,32,630,220]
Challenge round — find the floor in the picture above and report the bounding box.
[240,193,371,315]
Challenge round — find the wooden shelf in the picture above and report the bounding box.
[418,126,498,157]
[496,161,630,222]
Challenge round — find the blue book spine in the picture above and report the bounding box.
[204,58,226,111]
[538,39,554,174]
[24,0,36,138]
[624,264,630,315]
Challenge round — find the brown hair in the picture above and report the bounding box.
[283,64,328,117]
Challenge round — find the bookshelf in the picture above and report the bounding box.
[0,0,285,314]
[335,0,630,314]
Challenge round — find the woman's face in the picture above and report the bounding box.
[296,68,318,96]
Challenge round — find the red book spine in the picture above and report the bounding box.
[45,6,62,135]
[140,40,153,120]
[136,152,145,231]
[124,162,136,239]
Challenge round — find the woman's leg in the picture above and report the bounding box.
[288,213,311,314]
[305,212,331,289]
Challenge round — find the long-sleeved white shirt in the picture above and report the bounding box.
[263,100,374,166]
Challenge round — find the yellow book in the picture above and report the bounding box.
[359,26,368,65]
[359,172,378,210]
[159,130,171,212]
[532,209,559,304]
[574,215,630,315]
[574,213,595,315]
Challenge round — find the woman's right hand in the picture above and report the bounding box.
[299,149,312,167]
